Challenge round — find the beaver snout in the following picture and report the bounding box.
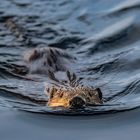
[69,96,86,108]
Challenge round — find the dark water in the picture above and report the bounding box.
[0,0,140,115]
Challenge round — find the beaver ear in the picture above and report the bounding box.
[96,88,102,100]
[46,87,50,93]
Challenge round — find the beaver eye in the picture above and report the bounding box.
[59,92,63,98]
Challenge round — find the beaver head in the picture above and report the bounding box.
[45,86,103,108]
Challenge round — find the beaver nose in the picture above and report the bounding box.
[69,96,86,108]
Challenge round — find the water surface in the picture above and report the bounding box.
[0,0,140,115]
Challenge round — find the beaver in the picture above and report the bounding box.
[24,47,103,108]
[46,84,103,108]
[5,19,103,109]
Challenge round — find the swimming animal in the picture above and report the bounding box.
[5,19,103,109]
[24,47,103,108]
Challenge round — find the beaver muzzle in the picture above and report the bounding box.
[69,96,86,108]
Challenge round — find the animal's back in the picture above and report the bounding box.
[24,47,76,74]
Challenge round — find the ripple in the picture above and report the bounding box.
[104,0,140,16]
[0,0,140,115]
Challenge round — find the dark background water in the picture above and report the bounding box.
[0,0,140,115]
